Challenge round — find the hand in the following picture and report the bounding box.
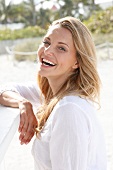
[18,100,38,145]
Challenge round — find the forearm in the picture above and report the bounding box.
[0,91,28,108]
[0,88,38,145]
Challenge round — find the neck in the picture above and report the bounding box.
[47,76,67,95]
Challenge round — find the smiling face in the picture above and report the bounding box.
[37,24,78,84]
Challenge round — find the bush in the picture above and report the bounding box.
[0,29,12,40]
[13,38,43,61]
[0,25,46,40]
[84,7,113,34]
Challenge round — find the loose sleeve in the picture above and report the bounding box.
[50,103,90,170]
[0,81,41,107]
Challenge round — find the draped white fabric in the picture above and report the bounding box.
[0,106,20,169]
[32,96,107,170]
[0,82,107,170]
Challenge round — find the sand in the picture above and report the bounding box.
[0,54,113,170]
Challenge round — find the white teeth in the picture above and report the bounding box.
[43,58,56,66]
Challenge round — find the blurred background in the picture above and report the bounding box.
[0,0,113,170]
[0,0,113,59]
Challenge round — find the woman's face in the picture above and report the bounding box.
[37,24,78,82]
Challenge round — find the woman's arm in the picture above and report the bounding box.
[0,82,39,144]
[0,90,27,107]
[0,81,41,107]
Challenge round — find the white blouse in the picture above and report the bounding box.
[0,82,107,170]
[0,81,41,108]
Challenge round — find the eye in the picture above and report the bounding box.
[43,41,50,46]
[58,47,66,51]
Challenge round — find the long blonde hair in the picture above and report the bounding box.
[36,16,101,133]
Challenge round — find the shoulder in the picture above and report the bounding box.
[49,95,97,129]
[50,96,96,133]
[55,95,95,114]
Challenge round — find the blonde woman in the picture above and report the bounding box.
[0,17,107,169]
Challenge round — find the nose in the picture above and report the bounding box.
[44,45,54,56]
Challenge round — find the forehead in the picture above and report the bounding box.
[45,24,76,52]
[45,24,73,41]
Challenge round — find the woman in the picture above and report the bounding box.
[0,16,107,169]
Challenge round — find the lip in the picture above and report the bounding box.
[39,56,57,66]
[43,58,56,65]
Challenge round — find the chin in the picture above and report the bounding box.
[38,70,48,77]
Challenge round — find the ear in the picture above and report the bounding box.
[72,62,79,69]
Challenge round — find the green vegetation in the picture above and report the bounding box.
[0,0,99,27]
[0,6,113,43]
[84,7,113,34]
[83,7,113,45]
[0,0,113,61]
[0,26,46,40]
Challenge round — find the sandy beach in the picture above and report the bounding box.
[0,54,113,170]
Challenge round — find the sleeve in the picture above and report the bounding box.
[0,81,41,107]
[49,103,90,170]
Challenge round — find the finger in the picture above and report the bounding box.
[19,112,38,144]
[19,121,37,145]
[25,114,37,134]
[18,113,25,133]
[19,114,29,139]
[19,120,29,141]
[24,131,35,145]
[22,121,35,140]
[20,128,35,145]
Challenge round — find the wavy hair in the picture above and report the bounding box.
[36,16,101,134]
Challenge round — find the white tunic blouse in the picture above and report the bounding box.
[0,82,107,170]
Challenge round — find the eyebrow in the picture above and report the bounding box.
[58,42,69,48]
[44,37,69,48]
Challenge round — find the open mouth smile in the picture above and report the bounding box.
[42,58,56,66]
